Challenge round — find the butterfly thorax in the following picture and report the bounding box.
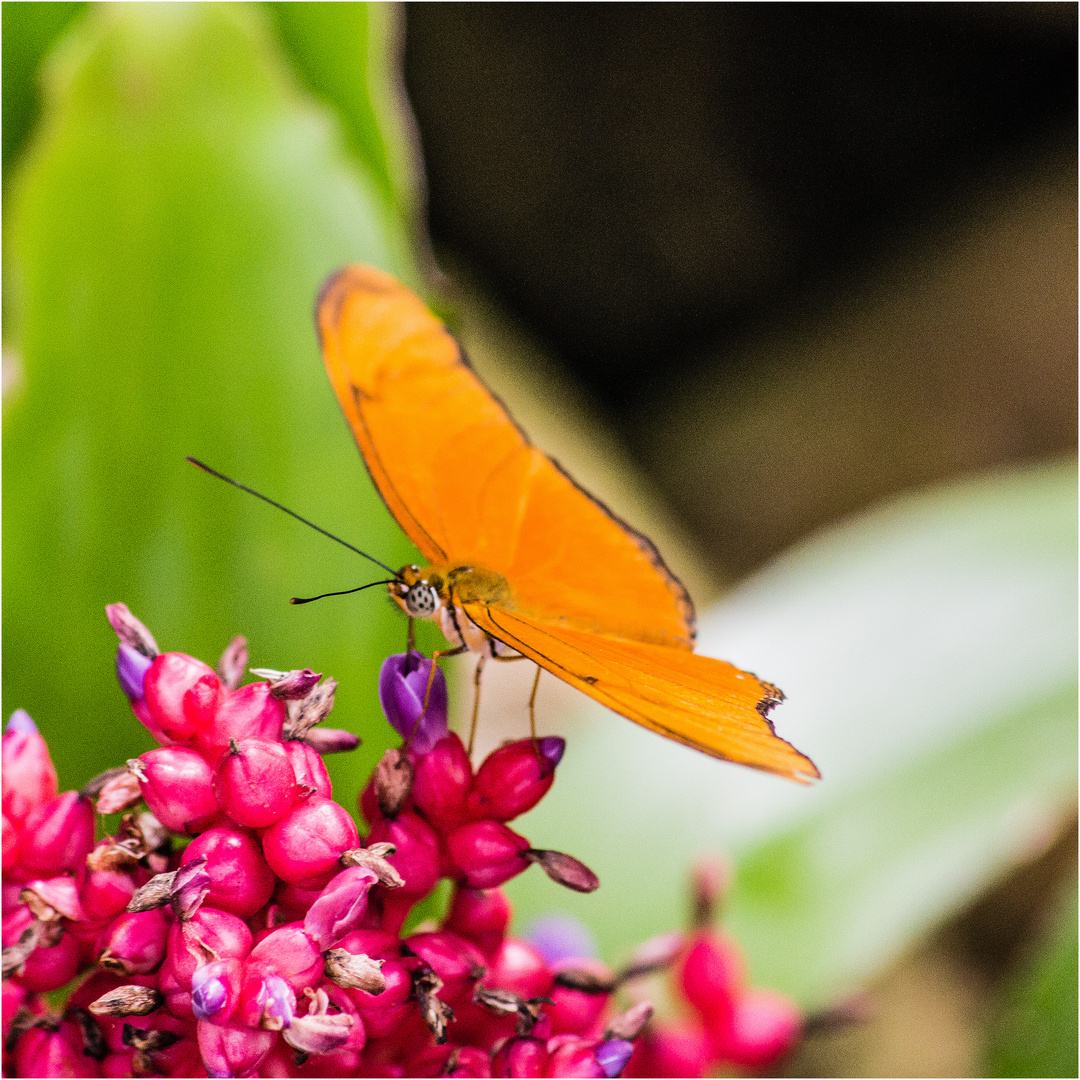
[390,564,514,654]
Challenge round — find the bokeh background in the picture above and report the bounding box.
[3,4,1076,1076]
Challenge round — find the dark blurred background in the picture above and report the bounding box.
[403,2,1077,574]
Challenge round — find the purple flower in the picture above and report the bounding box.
[524,913,599,964]
[378,652,448,754]
[596,1039,635,1078]
[116,643,153,703]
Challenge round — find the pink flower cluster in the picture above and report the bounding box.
[2,604,804,1078]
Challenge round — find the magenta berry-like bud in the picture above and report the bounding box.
[492,1035,547,1077]
[99,909,170,975]
[180,828,276,917]
[487,937,553,999]
[712,987,802,1069]
[367,811,441,897]
[247,923,324,990]
[196,1020,276,1079]
[163,908,254,993]
[14,1021,96,1080]
[378,652,448,754]
[444,885,513,957]
[446,820,532,889]
[406,930,487,1007]
[303,866,379,950]
[544,1036,606,1078]
[262,796,360,888]
[133,747,218,834]
[212,737,297,828]
[412,732,473,831]
[2,710,58,828]
[197,681,286,757]
[679,931,745,1019]
[468,737,564,822]
[144,652,218,741]
[284,739,333,798]
[18,791,95,876]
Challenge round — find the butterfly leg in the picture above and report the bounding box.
[527,664,542,744]
[467,655,486,756]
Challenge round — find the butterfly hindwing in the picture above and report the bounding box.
[460,601,819,783]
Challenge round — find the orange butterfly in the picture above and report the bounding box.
[317,265,818,783]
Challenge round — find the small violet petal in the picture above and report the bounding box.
[116,645,153,703]
[6,709,38,735]
[596,1039,634,1078]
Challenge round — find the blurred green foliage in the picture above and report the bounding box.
[988,883,1078,1077]
[2,3,432,819]
[1,2,84,180]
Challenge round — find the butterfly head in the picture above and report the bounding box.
[391,565,445,619]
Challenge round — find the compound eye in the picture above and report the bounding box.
[405,583,438,618]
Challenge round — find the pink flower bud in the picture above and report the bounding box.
[303,727,359,755]
[367,812,441,897]
[197,682,286,757]
[543,1035,605,1078]
[80,869,137,924]
[679,931,744,1019]
[406,930,487,1006]
[259,668,322,700]
[487,938,553,999]
[144,652,219,741]
[133,747,219,834]
[184,672,226,737]
[196,1020,276,1079]
[468,738,564,823]
[99,909,170,975]
[304,866,379,950]
[247,922,324,990]
[2,711,58,829]
[547,960,613,1036]
[282,986,355,1056]
[2,813,18,872]
[95,769,143,815]
[14,1020,98,1079]
[412,733,474,831]
[262,797,359,889]
[444,886,513,957]
[446,821,532,890]
[18,791,95,876]
[212,737,297,828]
[630,1021,710,1079]
[272,880,324,922]
[106,602,159,658]
[334,928,401,962]
[492,1035,548,1077]
[191,957,243,1023]
[284,740,332,799]
[348,958,413,1038]
[21,875,86,921]
[447,1045,494,1077]
[180,828,275,918]
[378,653,448,754]
[16,925,83,992]
[711,987,801,1069]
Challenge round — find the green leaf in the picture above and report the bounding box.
[3,2,429,815]
[504,460,1077,1006]
[263,1,418,220]
[987,884,1078,1078]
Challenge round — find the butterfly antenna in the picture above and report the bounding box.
[186,456,397,576]
[290,580,395,605]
